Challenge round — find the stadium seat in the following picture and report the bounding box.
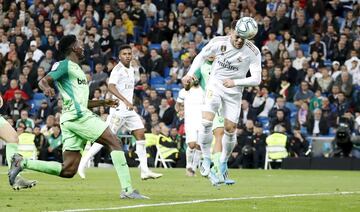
[152,84,167,94]
[154,145,176,168]
[170,83,181,92]
[163,66,170,78]
[33,92,46,100]
[150,76,165,85]
[149,43,161,50]
[300,44,310,57]
[264,144,287,170]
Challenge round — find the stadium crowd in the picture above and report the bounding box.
[0,0,359,169]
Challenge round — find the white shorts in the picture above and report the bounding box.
[203,82,243,124]
[185,126,199,144]
[107,108,144,134]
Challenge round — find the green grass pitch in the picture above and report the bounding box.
[1,167,360,212]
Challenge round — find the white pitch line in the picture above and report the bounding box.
[46,191,360,212]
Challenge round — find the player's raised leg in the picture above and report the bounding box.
[133,128,162,180]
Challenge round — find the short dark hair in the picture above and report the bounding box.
[119,44,131,53]
[58,35,77,56]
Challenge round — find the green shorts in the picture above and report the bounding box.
[212,113,224,131]
[0,116,7,127]
[61,111,108,152]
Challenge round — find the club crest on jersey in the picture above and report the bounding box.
[237,57,243,62]
[220,45,226,53]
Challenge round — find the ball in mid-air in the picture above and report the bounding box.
[235,17,258,39]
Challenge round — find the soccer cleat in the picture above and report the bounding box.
[12,176,37,190]
[207,170,221,186]
[8,153,24,186]
[120,189,150,199]
[141,171,163,180]
[199,157,211,177]
[77,164,86,179]
[186,168,195,177]
[219,162,235,185]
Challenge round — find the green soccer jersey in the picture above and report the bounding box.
[48,59,89,123]
[194,60,213,91]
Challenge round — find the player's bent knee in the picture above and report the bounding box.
[224,124,236,133]
[201,119,213,134]
[224,130,236,138]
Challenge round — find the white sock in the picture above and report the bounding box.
[220,130,237,163]
[198,119,213,159]
[136,140,149,173]
[79,142,104,168]
[186,146,194,169]
[192,149,202,171]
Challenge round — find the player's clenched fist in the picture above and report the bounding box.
[182,75,193,91]
[223,79,235,88]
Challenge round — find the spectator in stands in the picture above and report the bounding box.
[149,89,161,107]
[99,28,113,63]
[15,110,34,132]
[294,81,315,106]
[47,124,62,162]
[322,25,338,60]
[24,40,44,63]
[288,128,308,157]
[290,12,311,44]
[264,32,279,56]
[316,67,333,94]
[41,115,55,138]
[148,49,164,77]
[18,74,33,99]
[309,33,327,59]
[5,89,29,121]
[159,41,173,68]
[270,5,290,35]
[92,63,108,83]
[39,50,55,72]
[84,33,102,66]
[253,122,267,169]
[0,74,9,95]
[33,125,48,161]
[35,100,52,126]
[269,109,292,135]
[320,97,338,128]
[334,92,350,117]
[269,96,291,121]
[158,98,175,126]
[306,108,329,136]
[239,99,257,126]
[335,71,353,97]
[252,86,275,118]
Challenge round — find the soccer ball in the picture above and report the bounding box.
[235,17,258,39]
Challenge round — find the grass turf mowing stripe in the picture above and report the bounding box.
[46,191,360,212]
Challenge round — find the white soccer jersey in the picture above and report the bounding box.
[177,87,203,128]
[188,36,262,94]
[108,62,135,110]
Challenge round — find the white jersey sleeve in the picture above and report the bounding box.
[234,47,262,86]
[176,88,186,103]
[108,64,122,85]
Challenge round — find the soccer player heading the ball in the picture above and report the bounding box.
[8,35,148,199]
[182,17,261,185]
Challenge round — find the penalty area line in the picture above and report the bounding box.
[46,191,360,212]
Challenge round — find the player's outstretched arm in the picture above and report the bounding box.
[39,76,56,97]
[87,99,119,108]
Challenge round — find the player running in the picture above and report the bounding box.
[8,35,148,199]
[182,18,261,184]
[0,95,37,190]
[78,44,162,180]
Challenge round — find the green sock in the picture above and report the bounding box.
[110,151,133,193]
[22,159,62,176]
[212,152,222,172]
[6,143,18,169]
